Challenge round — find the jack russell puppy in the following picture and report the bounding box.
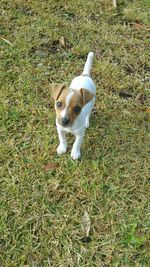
[50,52,96,160]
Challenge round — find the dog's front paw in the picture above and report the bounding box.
[71,149,81,160]
[57,144,67,155]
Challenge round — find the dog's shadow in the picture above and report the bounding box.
[82,108,114,160]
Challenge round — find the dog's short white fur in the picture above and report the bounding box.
[56,52,96,159]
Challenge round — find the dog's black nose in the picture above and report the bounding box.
[62,117,70,126]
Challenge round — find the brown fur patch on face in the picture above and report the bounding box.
[55,88,94,126]
[55,87,69,123]
[67,91,83,125]
[55,88,69,108]
[55,89,83,126]
[50,83,66,100]
[80,88,94,106]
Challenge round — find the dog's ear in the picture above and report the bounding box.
[80,88,94,106]
[50,84,66,100]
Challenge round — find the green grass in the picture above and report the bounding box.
[0,0,150,266]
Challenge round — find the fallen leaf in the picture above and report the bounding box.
[44,163,58,171]
[1,37,12,46]
[133,23,150,31]
[59,37,72,49]
[59,36,65,48]
[81,211,91,237]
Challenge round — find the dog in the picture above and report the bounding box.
[50,52,96,160]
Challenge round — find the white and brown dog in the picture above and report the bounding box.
[50,52,96,160]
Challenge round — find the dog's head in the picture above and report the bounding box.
[50,84,94,127]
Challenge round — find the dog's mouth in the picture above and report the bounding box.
[61,124,70,128]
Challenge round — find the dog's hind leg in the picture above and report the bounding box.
[85,114,90,128]
[85,97,95,128]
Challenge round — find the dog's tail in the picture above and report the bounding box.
[82,52,94,76]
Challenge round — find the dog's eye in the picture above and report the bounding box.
[74,105,81,114]
[57,101,62,108]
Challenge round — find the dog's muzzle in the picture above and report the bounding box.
[62,117,70,126]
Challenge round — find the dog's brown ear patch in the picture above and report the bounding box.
[50,84,66,100]
[80,88,94,106]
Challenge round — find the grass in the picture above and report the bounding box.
[0,0,150,266]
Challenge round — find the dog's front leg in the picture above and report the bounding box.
[57,128,67,155]
[71,131,84,160]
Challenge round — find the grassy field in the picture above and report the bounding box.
[0,0,150,266]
